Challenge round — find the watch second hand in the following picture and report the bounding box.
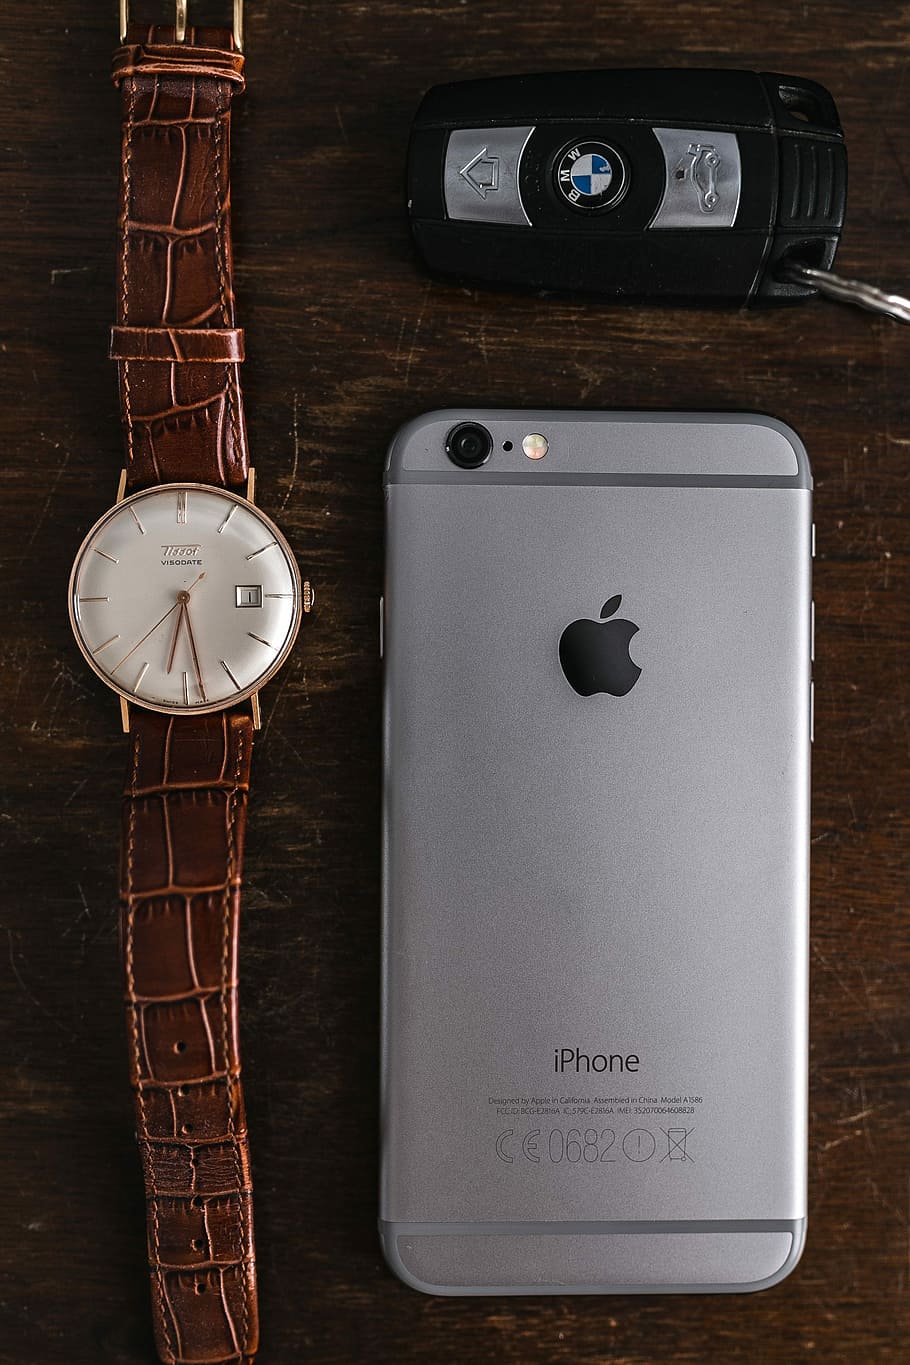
[113,572,207,682]
[111,599,181,675]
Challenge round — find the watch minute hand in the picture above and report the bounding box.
[182,600,208,702]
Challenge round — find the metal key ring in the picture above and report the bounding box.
[780,262,910,325]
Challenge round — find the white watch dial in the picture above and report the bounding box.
[69,484,302,714]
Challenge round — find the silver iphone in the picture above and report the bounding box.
[381,411,811,1294]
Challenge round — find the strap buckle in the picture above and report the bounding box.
[119,2,244,50]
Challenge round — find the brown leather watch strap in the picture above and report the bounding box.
[121,708,258,1365]
[113,25,249,491]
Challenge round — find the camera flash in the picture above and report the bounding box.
[522,433,548,460]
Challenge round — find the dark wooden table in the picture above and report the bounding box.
[1,3,908,1362]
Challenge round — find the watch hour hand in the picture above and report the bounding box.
[166,600,186,675]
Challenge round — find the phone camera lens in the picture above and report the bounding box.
[445,422,493,469]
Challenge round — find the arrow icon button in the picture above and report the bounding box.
[444,126,533,226]
[459,147,500,199]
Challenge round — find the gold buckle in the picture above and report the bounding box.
[119,1,244,50]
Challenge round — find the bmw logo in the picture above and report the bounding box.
[555,140,628,211]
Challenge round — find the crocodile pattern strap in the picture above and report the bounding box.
[112,25,249,491]
[121,708,258,1365]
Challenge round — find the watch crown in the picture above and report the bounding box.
[302,581,315,614]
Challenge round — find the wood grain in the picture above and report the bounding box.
[0,3,908,1362]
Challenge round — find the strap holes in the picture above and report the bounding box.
[177,1085,189,1097]
[174,1040,187,1054]
[191,1196,205,1208]
[195,1280,207,1295]
[181,1122,194,1135]
[192,1237,206,1251]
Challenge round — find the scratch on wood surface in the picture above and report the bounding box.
[30,659,90,737]
[50,265,91,284]
[334,104,351,148]
[475,321,490,374]
[837,1107,876,1127]
[858,1080,875,1153]
[403,283,432,387]
[22,445,71,559]
[63,774,92,808]
[6,930,72,1037]
[866,1174,908,1230]
[811,942,898,1050]
[280,392,302,513]
[393,316,406,364]
[60,885,92,940]
[820,1131,862,1152]
[881,103,910,201]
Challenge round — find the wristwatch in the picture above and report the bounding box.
[67,7,310,1362]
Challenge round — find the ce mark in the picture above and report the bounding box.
[495,1129,541,1163]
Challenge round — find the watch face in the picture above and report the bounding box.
[69,484,302,715]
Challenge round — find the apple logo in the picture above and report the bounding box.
[559,594,642,697]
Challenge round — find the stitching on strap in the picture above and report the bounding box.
[211,83,242,483]
[122,77,137,472]
[223,723,250,1352]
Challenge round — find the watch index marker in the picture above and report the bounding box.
[217,503,238,534]
[93,547,119,563]
[246,540,277,560]
[176,490,187,525]
[182,671,189,706]
[92,634,121,654]
[78,596,110,602]
[134,661,150,692]
[128,504,146,534]
[247,632,274,648]
[221,659,241,690]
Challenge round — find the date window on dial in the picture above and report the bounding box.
[235,584,263,608]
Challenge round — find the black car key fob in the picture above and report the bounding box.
[407,69,847,306]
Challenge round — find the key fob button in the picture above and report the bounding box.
[443,126,535,226]
[649,128,742,229]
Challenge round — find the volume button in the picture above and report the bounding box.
[810,681,815,744]
[379,596,384,659]
[810,600,815,662]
